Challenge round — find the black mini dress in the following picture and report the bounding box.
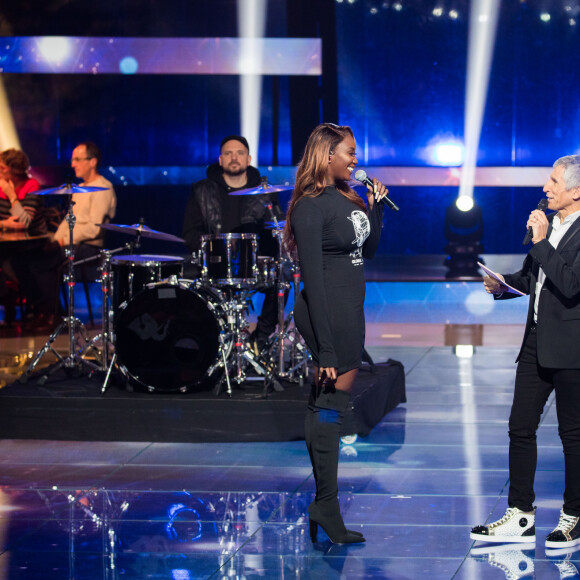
[291,186,383,374]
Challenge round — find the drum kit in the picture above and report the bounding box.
[19,181,309,396]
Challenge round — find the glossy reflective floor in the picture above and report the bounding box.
[0,280,574,579]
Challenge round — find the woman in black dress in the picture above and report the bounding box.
[284,123,388,544]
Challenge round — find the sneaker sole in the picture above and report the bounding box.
[470,532,536,543]
[545,537,580,549]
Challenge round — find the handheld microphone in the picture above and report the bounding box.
[522,198,548,245]
[354,169,399,211]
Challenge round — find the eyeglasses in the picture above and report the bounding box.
[71,157,93,163]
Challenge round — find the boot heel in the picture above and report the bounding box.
[309,519,318,542]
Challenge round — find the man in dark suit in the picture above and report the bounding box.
[470,155,580,549]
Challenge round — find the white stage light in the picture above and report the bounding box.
[456,195,474,212]
[454,345,474,358]
[434,143,464,166]
[38,36,71,63]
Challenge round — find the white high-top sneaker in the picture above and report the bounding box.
[470,507,536,543]
[546,510,580,549]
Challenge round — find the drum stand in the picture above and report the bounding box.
[265,261,309,386]
[74,243,135,378]
[98,237,144,394]
[214,288,283,396]
[258,214,310,388]
[19,199,92,385]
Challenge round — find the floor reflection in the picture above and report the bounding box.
[0,302,567,578]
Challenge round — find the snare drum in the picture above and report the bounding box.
[115,281,227,393]
[200,233,257,287]
[111,254,184,308]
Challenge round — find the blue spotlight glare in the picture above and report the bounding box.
[119,56,138,74]
[433,143,464,166]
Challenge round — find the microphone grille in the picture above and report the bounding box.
[538,198,548,210]
[354,169,367,182]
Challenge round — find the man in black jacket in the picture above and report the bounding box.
[470,154,580,549]
[182,135,286,349]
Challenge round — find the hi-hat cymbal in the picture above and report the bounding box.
[264,220,286,229]
[229,183,294,196]
[33,183,109,195]
[97,223,185,243]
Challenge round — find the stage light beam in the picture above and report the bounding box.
[238,0,267,167]
[458,0,500,202]
[0,77,21,150]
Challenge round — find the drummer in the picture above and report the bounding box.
[53,142,117,262]
[0,148,46,324]
[182,135,286,351]
[15,142,117,331]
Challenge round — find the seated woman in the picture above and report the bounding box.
[0,148,46,325]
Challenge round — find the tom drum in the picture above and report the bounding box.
[200,233,257,287]
[111,254,184,308]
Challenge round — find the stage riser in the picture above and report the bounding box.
[0,363,405,443]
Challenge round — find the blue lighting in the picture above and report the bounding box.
[119,56,139,74]
[433,142,464,166]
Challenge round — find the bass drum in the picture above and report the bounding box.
[114,282,225,393]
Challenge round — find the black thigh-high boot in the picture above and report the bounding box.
[305,384,365,544]
[305,384,363,539]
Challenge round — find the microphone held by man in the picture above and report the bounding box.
[522,198,548,245]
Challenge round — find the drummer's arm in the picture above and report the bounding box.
[85,188,116,243]
[71,188,116,245]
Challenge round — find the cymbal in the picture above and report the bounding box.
[264,220,286,229]
[229,183,294,196]
[97,223,185,243]
[33,183,109,195]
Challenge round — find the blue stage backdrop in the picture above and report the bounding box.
[1,0,579,255]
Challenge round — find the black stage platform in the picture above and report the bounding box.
[0,361,406,443]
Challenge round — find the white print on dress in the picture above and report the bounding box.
[348,210,370,266]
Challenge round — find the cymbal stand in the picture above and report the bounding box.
[19,197,91,385]
[262,212,310,386]
[77,242,135,374]
[266,252,309,385]
[100,233,143,393]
